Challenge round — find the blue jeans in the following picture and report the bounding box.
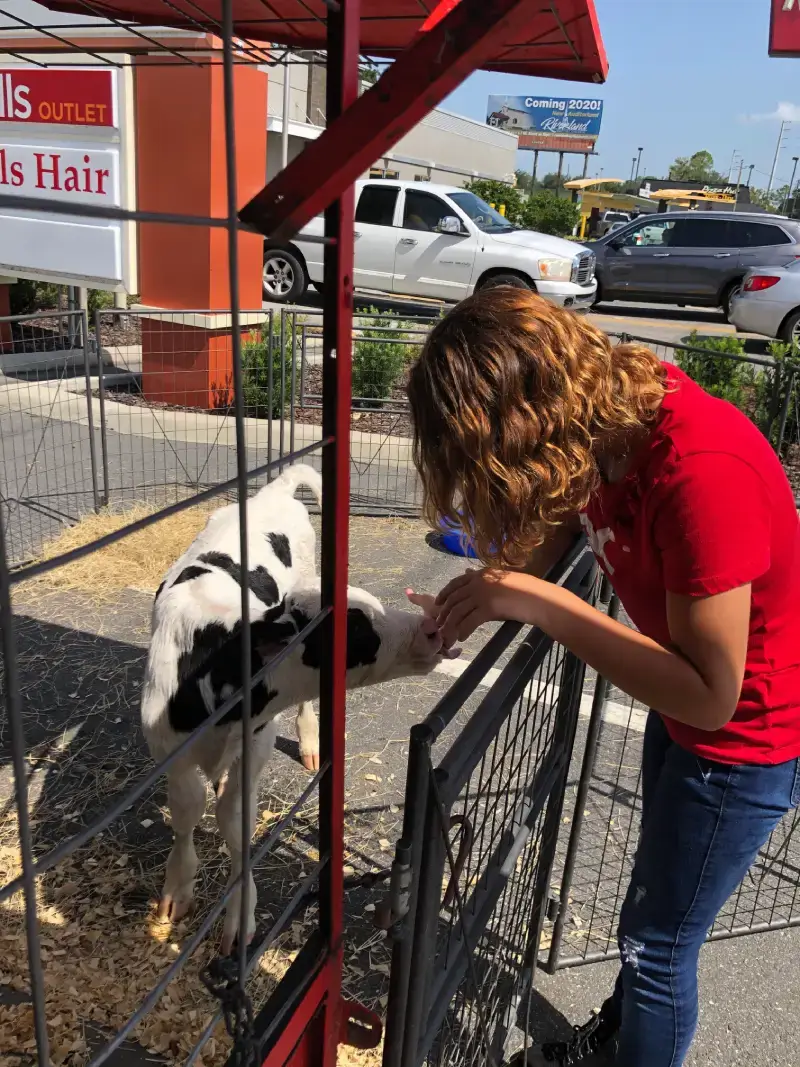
[609,712,800,1066]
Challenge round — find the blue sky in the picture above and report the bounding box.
[444,0,800,190]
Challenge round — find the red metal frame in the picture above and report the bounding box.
[239,0,607,241]
[317,2,359,1066]
[39,1,607,79]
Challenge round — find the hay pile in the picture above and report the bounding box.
[17,502,219,600]
[0,804,306,1067]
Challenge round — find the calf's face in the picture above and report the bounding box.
[256,585,459,692]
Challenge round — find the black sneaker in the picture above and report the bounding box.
[540,999,620,1065]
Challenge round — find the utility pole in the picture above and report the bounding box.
[783,156,799,214]
[747,163,755,187]
[767,119,790,196]
[732,158,744,212]
[727,148,739,182]
[635,146,643,180]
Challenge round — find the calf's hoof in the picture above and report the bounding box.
[300,747,320,772]
[157,889,194,923]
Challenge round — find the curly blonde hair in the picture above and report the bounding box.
[407,287,666,567]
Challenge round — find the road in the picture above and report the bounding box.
[264,291,771,354]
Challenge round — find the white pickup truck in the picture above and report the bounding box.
[262,179,597,309]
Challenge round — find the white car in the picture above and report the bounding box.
[262,179,596,309]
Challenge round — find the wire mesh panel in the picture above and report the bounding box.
[92,306,430,519]
[542,594,800,970]
[0,6,354,1067]
[383,546,598,1067]
[0,309,101,567]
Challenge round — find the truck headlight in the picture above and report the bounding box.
[537,257,573,281]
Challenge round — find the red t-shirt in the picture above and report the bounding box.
[581,362,800,764]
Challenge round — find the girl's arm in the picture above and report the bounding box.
[431,569,750,732]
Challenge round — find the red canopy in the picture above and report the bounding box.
[37,0,608,82]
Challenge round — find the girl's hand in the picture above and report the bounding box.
[433,568,541,647]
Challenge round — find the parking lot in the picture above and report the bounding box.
[262,291,770,351]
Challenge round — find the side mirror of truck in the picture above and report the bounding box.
[437,216,463,235]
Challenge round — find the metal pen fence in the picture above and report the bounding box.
[542,593,800,972]
[0,6,355,1067]
[0,304,438,568]
[8,309,800,572]
[383,545,598,1067]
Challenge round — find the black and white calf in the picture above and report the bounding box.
[141,464,457,953]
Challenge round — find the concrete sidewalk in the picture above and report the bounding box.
[533,927,800,1066]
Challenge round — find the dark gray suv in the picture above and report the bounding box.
[591,211,800,318]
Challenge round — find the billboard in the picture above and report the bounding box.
[770,0,800,56]
[0,65,135,291]
[486,95,603,152]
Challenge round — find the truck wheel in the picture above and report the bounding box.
[479,273,532,292]
[263,248,307,304]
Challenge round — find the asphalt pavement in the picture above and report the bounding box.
[262,291,771,353]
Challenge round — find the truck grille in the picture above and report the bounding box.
[573,252,595,286]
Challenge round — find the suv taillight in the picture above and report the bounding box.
[743,275,781,292]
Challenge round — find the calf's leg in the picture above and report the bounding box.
[159,760,207,922]
[215,722,277,955]
[295,701,319,772]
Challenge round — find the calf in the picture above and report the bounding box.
[141,464,456,953]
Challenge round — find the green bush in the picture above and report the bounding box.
[88,289,115,316]
[519,192,580,237]
[352,308,417,404]
[9,279,61,316]
[675,331,756,411]
[9,281,116,318]
[240,320,295,417]
[752,339,800,448]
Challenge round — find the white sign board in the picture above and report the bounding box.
[0,63,136,292]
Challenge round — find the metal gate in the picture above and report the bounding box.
[382,545,598,1066]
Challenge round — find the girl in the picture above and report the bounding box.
[406,287,800,1067]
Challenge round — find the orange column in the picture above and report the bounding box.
[135,57,267,407]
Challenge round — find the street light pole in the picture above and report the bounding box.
[783,156,799,214]
[727,148,738,182]
[747,163,755,187]
[767,120,789,196]
[732,158,745,212]
[635,146,643,180]
[630,156,636,181]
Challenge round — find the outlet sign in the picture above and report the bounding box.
[0,65,134,291]
[0,67,115,126]
[770,0,800,57]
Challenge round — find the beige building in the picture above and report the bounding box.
[265,55,517,186]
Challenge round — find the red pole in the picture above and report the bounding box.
[319,2,359,1065]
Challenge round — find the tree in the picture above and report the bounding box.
[539,171,562,191]
[359,64,379,85]
[749,185,789,213]
[514,168,533,194]
[668,150,726,184]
